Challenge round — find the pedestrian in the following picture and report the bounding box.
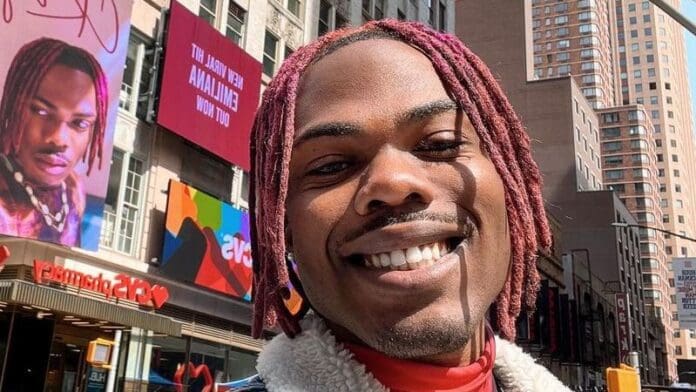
[236,19,571,391]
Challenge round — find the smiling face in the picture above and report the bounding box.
[286,38,511,363]
[15,64,95,187]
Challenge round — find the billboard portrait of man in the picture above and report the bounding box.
[0,1,134,250]
[0,38,108,246]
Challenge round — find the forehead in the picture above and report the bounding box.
[294,39,451,134]
[36,64,96,108]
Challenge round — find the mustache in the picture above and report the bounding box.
[35,145,68,155]
[343,211,473,244]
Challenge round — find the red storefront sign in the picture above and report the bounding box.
[615,292,632,362]
[33,260,169,308]
[157,1,262,170]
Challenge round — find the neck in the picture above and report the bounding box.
[328,318,488,367]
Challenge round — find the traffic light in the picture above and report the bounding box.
[606,364,640,392]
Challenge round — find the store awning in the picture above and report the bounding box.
[0,280,182,336]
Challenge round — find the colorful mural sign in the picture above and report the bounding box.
[673,258,696,329]
[161,180,252,300]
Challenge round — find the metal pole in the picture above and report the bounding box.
[649,0,696,36]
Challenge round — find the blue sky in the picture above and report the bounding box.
[682,1,696,125]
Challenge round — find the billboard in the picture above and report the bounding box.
[0,1,133,250]
[673,258,696,329]
[161,180,252,300]
[615,292,632,362]
[157,1,262,171]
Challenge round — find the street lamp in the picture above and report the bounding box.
[611,222,696,243]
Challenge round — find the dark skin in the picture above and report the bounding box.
[286,39,511,367]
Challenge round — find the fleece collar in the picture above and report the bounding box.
[256,314,571,392]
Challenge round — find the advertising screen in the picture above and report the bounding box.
[161,180,252,300]
[673,258,696,329]
[0,1,133,249]
[157,1,262,171]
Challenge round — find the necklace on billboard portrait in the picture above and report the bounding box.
[0,155,69,233]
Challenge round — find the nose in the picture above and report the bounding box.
[44,119,70,148]
[354,147,435,215]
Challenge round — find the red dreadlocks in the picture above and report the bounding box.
[250,20,551,340]
[0,37,109,175]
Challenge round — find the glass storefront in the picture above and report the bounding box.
[143,335,258,391]
[0,305,258,392]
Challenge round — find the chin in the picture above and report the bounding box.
[361,311,476,360]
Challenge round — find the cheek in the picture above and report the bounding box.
[73,132,91,156]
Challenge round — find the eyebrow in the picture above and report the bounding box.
[396,99,459,125]
[292,99,460,148]
[34,95,97,118]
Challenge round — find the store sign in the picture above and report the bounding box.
[161,180,252,300]
[33,259,169,308]
[0,1,133,250]
[157,1,261,170]
[673,258,696,329]
[615,292,631,362]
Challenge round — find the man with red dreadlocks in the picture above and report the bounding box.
[0,38,108,247]
[232,20,571,392]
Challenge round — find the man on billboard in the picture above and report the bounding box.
[0,38,108,247]
[230,20,571,391]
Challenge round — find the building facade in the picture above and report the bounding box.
[455,0,667,386]
[0,1,454,391]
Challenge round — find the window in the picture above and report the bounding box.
[643,14,651,22]
[634,70,642,79]
[578,11,594,21]
[677,199,684,208]
[666,82,672,90]
[683,247,689,256]
[630,29,638,38]
[580,49,599,59]
[556,27,569,37]
[629,16,637,25]
[604,155,623,165]
[581,61,600,71]
[225,1,246,44]
[650,96,658,104]
[579,24,598,34]
[628,110,645,120]
[663,214,670,223]
[557,39,570,49]
[649,82,657,90]
[635,84,642,93]
[628,3,636,11]
[605,169,624,180]
[656,139,662,147]
[558,65,571,75]
[120,30,155,121]
[631,43,639,51]
[557,52,570,62]
[287,0,302,17]
[556,3,568,12]
[646,54,654,63]
[602,112,619,123]
[648,68,655,77]
[644,27,652,36]
[672,154,679,162]
[657,153,663,162]
[676,184,682,193]
[642,1,650,9]
[678,215,685,224]
[670,139,677,148]
[603,127,621,138]
[263,31,279,76]
[603,141,622,151]
[199,0,217,25]
[318,0,331,36]
[651,110,659,119]
[635,182,652,193]
[555,15,568,24]
[100,150,146,255]
[666,96,673,104]
[674,169,681,177]
[630,140,648,150]
[632,154,649,164]
[608,184,625,192]
[579,36,600,46]
[629,126,646,135]
[658,168,664,176]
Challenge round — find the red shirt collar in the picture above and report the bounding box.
[344,326,496,392]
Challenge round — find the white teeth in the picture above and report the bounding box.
[421,245,432,260]
[379,253,391,267]
[432,242,441,259]
[359,240,457,271]
[406,246,423,265]
[390,250,407,268]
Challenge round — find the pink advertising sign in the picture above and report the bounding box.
[157,1,262,171]
[0,1,133,249]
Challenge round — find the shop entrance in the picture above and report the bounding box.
[0,307,122,392]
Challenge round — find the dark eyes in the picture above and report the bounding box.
[305,133,468,178]
[29,105,93,132]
